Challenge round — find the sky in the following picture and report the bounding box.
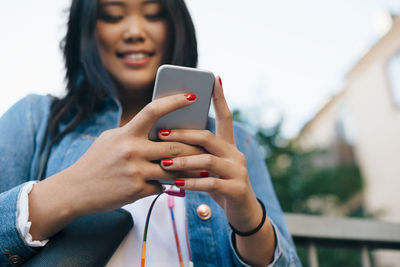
[1,0,400,137]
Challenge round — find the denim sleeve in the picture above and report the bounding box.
[230,123,301,266]
[0,95,51,265]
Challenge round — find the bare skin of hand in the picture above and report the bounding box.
[28,93,203,241]
[158,77,276,266]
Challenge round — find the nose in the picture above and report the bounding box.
[122,16,146,43]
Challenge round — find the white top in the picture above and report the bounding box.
[106,193,191,266]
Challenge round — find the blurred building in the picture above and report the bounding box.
[296,15,400,266]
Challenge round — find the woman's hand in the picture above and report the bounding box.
[28,93,203,240]
[158,78,258,230]
[158,77,276,266]
[65,93,205,214]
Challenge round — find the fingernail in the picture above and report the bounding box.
[218,76,222,87]
[159,130,171,136]
[162,159,173,167]
[185,93,196,101]
[174,179,185,186]
[200,171,209,177]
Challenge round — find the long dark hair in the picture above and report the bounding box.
[49,0,198,143]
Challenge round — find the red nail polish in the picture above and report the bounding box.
[160,130,171,136]
[162,159,173,167]
[218,76,222,87]
[200,171,209,177]
[174,179,185,187]
[184,93,196,101]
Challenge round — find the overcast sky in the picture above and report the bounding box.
[1,0,400,136]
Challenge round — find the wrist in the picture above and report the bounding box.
[226,193,264,233]
[28,171,82,240]
[229,198,266,236]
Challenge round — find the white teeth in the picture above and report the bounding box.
[124,53,148,60]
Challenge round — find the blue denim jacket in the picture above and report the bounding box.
[0,95,301,266]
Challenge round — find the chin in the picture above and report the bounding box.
[119,79,155,92]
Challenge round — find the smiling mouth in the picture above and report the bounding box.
[116,51,155,67]
[116,52,155,60]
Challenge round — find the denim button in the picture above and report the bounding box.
[197,204,211,220]
[5,252,24,266]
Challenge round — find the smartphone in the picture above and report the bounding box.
[148,64,215,141]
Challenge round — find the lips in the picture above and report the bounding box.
[116,50,155,67]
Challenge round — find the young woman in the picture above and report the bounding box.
[0,0,300,266]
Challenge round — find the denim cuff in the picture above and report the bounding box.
[0,182,40,265]
[229,221,296,267]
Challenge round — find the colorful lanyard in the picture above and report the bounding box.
[141,188,193,267]
[140,192,163,267]
[168,194,184,267]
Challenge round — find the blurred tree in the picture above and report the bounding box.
[233,109,365,266]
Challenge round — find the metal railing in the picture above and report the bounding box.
[284,213,400,267]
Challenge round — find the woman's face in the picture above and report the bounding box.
[96,0,169,91]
